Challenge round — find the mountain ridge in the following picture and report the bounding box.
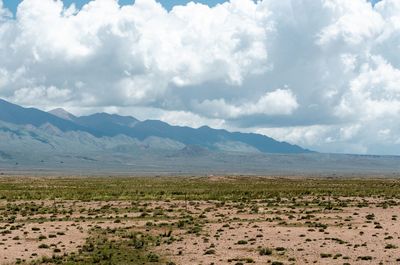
[0,99,97,134]
[2,99,400,175]
[48,108,76,121]
[0,98,311,154]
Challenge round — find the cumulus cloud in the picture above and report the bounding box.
[336,56,400,120]
[317,0,384,46]
[159,110,227,129]
[0,0,400,154]
[193,89,298,118]
[0,0,270,103]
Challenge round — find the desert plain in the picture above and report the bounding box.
[0,176,399,265]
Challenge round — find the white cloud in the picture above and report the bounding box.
[194,88,298,118]
[255,124,370,155]
[159,110,227,129]
[13,85,72,105]
[0,0,270,106]
[0,0,400,154]
[0,68,8,89]
[335,56,400,120]
[317,0,384,46]
[255,125,331,147]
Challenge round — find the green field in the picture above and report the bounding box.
[1,176,400,201]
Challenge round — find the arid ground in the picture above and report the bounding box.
[0,176,400,265]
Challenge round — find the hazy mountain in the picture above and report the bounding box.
[75,113,139,137]
[0,99,400,175]
[48,108,76,121]
[0,150,12,160]
[0,99,93,133]
[14,98,398,175]
[0,98,309,154]
[105,120,308,153]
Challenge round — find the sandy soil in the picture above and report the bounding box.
[1,197,399,264]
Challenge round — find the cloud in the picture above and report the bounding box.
[13,85,73,105]
[159,110,227,129]
[0,1,11,20]
[335,56,400,121]
[317,0,384,46]
[0,0,400,154]
[193,89,299,118]
[255,125,371,155]
[0,0,270,103]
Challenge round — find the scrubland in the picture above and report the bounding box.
[0,176,400,264]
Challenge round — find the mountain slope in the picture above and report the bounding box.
[2,99,400,175]
[127,121,309,153]
[0,99,92,133]
[75,113,139,137]
[48,108,76,121]
[0,98,311,154]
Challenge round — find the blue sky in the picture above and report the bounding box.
[2,0,227,14]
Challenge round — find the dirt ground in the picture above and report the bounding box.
[1,196,400,264]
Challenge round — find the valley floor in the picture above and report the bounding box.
[0,176,400,264]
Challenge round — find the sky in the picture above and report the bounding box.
[0,0,399,155]
[2,0,227,13]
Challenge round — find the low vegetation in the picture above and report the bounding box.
[0,176,399,264]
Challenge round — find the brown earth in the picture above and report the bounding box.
[1,197,399,264]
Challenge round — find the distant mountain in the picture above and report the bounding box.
[0,98,311,155]
[75,113,139,137]
[48,108,76,121]
[0,99,93,133]
[1,98,400,175]
[0,150,12,160]
[123,120,308,153]
[174,145,210,157]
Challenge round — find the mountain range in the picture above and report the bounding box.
[1,98,400,175]
[0,98,310,153]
